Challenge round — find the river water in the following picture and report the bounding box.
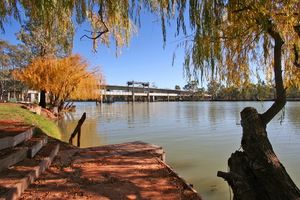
[56,101,300,200]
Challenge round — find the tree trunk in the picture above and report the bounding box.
[39,89,46,108]
[49,97,60,116]
[218,107,300,199]
[58,99,65,113]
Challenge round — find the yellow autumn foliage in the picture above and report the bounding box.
[14,54,105,103]
[182,0,300,89]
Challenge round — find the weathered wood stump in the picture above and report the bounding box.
[217,107,300,200]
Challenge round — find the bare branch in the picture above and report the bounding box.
[80,29,108,40]
[80,2,109,41]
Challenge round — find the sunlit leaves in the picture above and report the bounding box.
[86,0,138,56]
[14,54,105,106]
[3,0,299,91]
[179,0,300,90]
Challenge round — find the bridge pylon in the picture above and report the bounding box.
[127,81,150,103]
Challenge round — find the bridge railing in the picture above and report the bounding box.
[100,91,183,97]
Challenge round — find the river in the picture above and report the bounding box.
[56,101,300,200]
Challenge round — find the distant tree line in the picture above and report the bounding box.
[182,80,300,101]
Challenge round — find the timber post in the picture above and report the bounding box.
[132,93,135,103]
[127,95,130,103]
[132,83,135,103]
[69,112,86,147]
[100,94,103,105]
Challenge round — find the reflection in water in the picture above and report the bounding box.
[286,104,300,135]
[58,111,107,147]
[57,101,300,200]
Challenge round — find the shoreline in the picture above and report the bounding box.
[0,126,204,199]
[76,98,300,103]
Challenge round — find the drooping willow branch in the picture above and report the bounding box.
[80,3,108,41]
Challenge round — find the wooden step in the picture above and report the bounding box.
[26,135,48,158]
[0,133,48,173]
[0,143,59,200]
[0,128,34,151]
[0,147,28,173]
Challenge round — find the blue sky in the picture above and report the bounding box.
[73,13,190,89]
[1,12,193,90]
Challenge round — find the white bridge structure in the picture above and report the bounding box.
[98,81,194,104]
[101,91,180,97]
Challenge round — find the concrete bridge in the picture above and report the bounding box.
[98,82,194,104]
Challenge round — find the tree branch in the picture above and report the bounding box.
[260,19,286,125]
[80,3,109,41]
[80,28,108,40]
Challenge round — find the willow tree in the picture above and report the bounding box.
[177,0,300,199]
[19,1,78,107]
[1,0,177,55]
[14,54,105,113]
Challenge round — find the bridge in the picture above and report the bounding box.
[98,81,195,104]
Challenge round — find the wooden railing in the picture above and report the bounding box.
[69,112,86,147]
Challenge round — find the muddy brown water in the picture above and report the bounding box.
[57,101,300,200]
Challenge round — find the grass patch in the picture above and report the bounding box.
[0,104,61,139]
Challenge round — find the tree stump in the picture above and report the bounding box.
[217,107,300,200]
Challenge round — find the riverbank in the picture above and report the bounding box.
[0,103,61,139]
[0,103,203,199]
[0,130,202,199]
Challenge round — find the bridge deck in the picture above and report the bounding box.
[105,85,192,95]
[100,91,182,97]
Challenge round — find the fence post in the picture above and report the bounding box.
[69,112,86,147]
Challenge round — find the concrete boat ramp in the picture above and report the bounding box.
[0,128,203,200]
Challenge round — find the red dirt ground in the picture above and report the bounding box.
[19,152,201,200]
